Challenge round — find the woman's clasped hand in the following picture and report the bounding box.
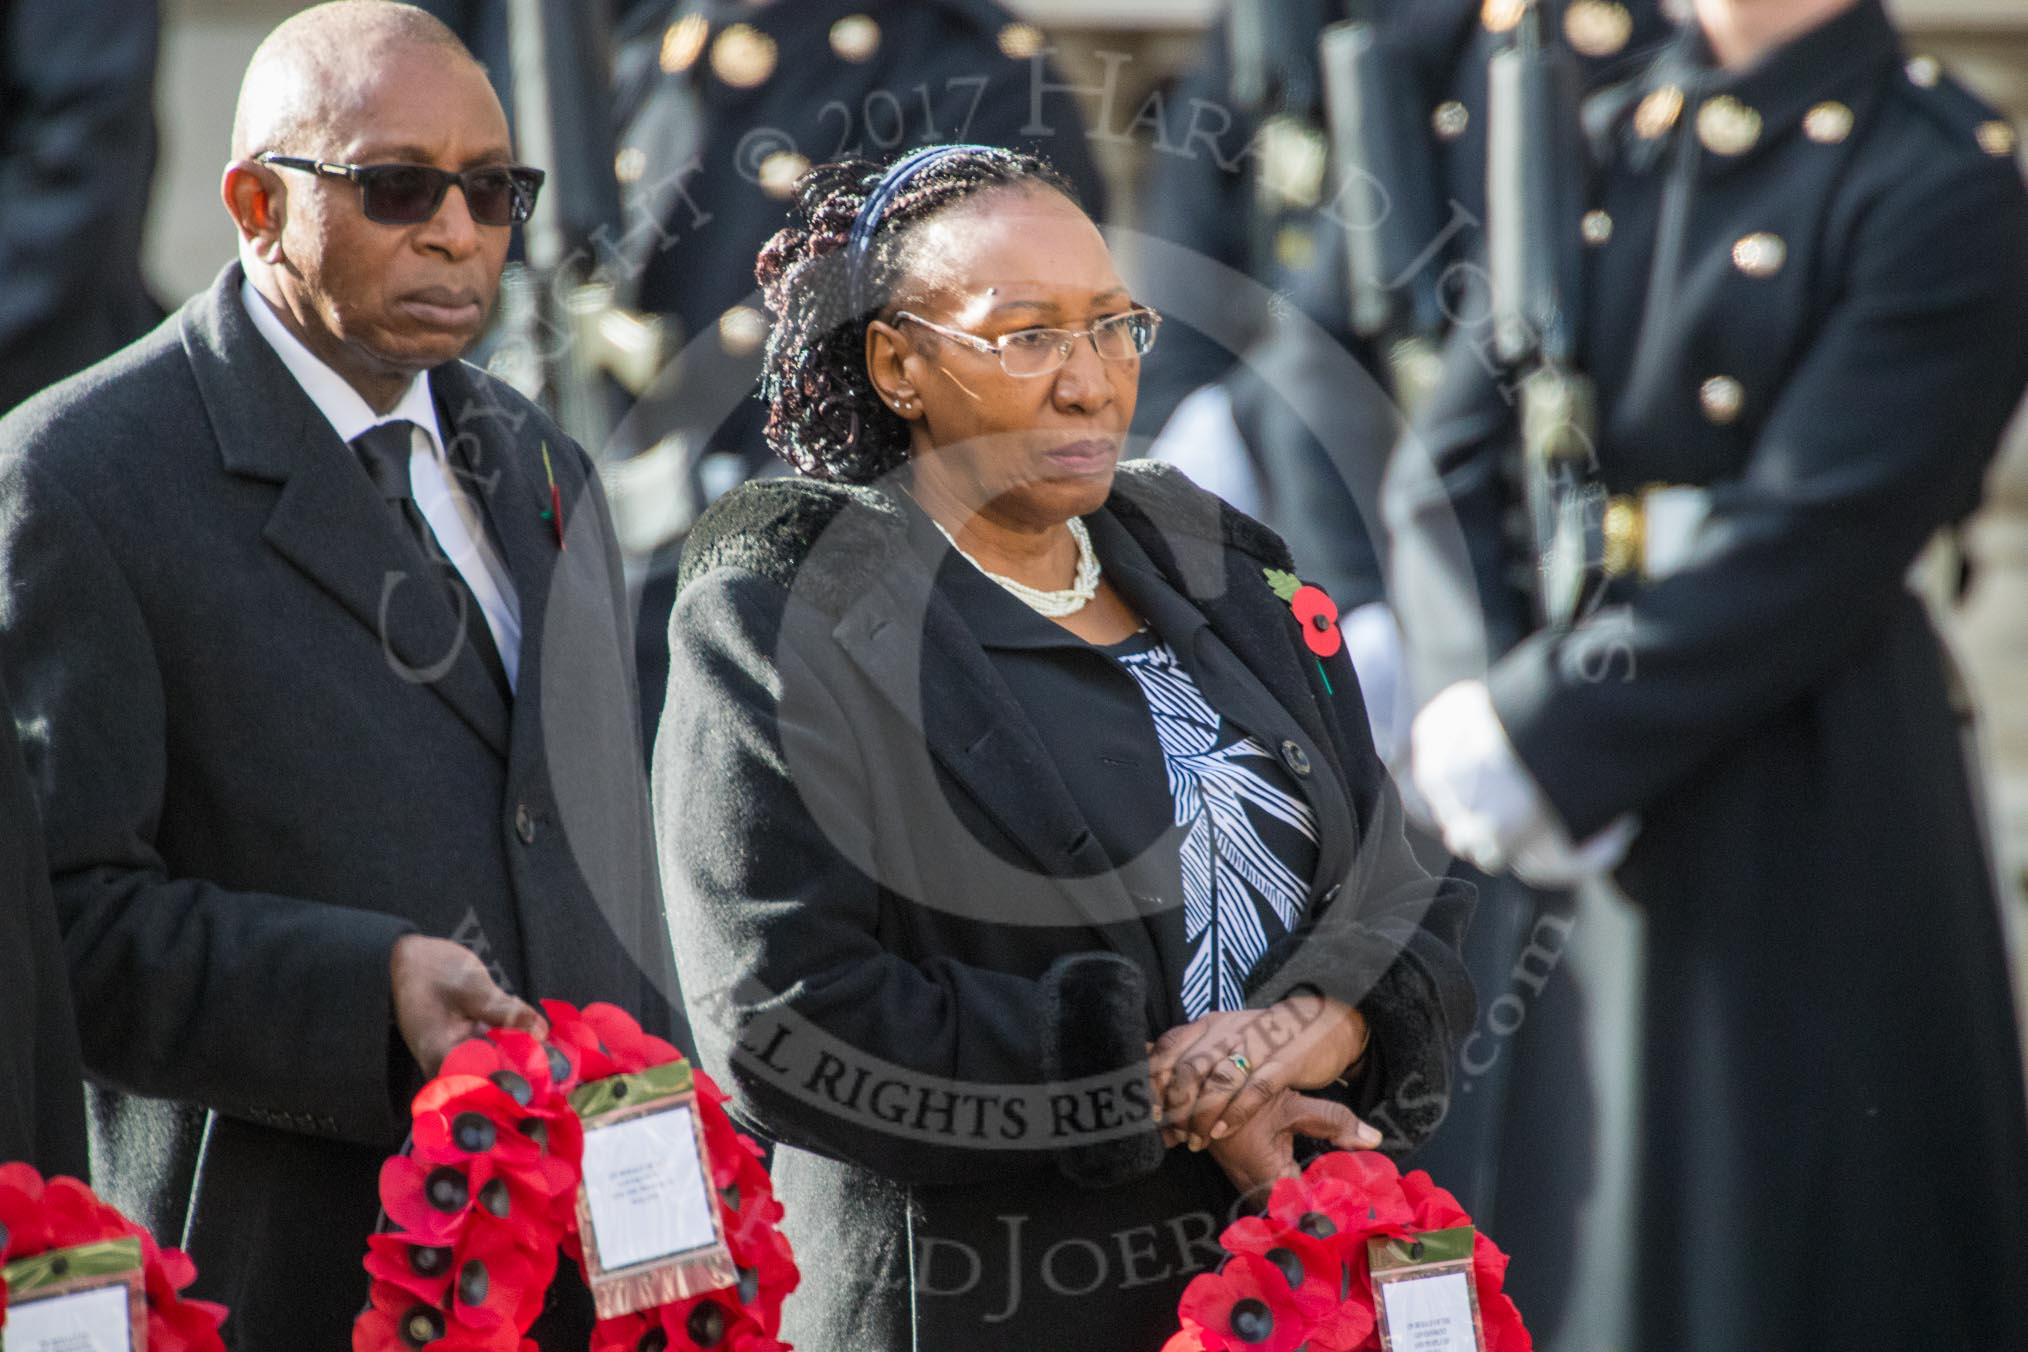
[1149,991,1381,1195]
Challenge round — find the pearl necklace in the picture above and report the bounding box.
[935,516,1102,617]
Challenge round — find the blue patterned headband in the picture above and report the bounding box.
[845,143,996,319]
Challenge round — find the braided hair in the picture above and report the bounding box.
[754,147,1076,484]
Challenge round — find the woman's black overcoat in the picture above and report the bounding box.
[655,461,1475,1349]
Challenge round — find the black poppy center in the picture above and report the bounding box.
[686,1301,727,1347]
[489,1069,533,1106]
[407,1244,452,1277]
[1310,613,1331,631]
[737,1265,759,1306]
[452,1112,496,1153]
[477,1177,511,1217]
[1230,1298,1274,1343]
[544,1046,571,1082]
[1265,1246,1305,1290]
[720,1183,742,1213]
[424,1166,468,1213]
[457,1258,490,1307]
[1297,1211,1337,1239]
[636,1331,668,1352]
[401,1305,445,1348]
[519,1117,548,1151]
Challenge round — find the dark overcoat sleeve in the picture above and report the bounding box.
[656,566,1161,1189]
[1487,147,2028,838]
[0,664,88,1177]
[0,454,418,1147]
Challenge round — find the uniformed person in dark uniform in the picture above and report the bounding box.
[1142,7,1676,1340]
[607,0,1107,464]
[0,0,161,414]
[1390,1,2028,1345]
[420,1,1111,736]
[599,0,1109,731]
[1136,0,1672,447]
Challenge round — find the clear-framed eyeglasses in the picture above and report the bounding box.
[892,307,1161,378]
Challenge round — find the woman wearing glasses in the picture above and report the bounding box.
[654,145,1473,1348]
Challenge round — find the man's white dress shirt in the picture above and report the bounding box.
[242,278,523,689]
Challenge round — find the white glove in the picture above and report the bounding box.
[1409,680,1636,882]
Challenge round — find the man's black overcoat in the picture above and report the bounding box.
[0,265,677,1350]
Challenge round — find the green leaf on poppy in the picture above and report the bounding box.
[1262,567,1303,602]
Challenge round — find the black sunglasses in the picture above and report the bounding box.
[255,153,545,227]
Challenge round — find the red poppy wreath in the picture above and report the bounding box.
[1160,1151,1531,1352]
[356,1002,798,1352]
[0,1163,229,1352]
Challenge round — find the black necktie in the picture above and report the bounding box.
[351,420,511,698]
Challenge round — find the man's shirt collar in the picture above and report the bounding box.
[239,276,445,454]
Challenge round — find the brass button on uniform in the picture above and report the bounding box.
[1280,740,1312,778]
[1732,232,1787,278]
[1602,496,1645,578]
[1697,96,1762,156]
[1977,120,2018,158]
[613,146,646,185]
[660,14,708,74]
[1258,116,1328,209]
[1482,0,1526,34]
[1432,100,1470,141]
[757,150,810,199]
[514,803,536,845]
[711,24,778,89]
[1582,209,1614,246]
[718,306,769,356]
[1563,0,1634,58]
[1803,101,1854,145]
[1634,86,1684,141]
[1699,375,1745,424]
[829,14,881,63]
[1274,225,1315,271]
[1906,55,1941,88]
[997,22,1043,60]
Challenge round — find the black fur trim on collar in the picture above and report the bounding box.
[676,461,1297,615]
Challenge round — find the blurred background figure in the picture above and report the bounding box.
[1141,0,1674,605]
[1390,0,2028,1347]
[1138,5,1678,1344]
[0,0,162,415]
[421,0,1111,736]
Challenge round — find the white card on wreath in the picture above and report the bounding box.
[1377,1270,1478,1352]
[2,1282,136,1352]
[579,1103,718,1272]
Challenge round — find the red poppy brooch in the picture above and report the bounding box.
[1265,568,1343,690]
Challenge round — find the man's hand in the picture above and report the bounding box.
[1205,1089,1379,1202]
[389,935,545,1078]
[1150,993,1373,1151]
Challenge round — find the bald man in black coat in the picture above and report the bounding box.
[0,5,674,1346]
